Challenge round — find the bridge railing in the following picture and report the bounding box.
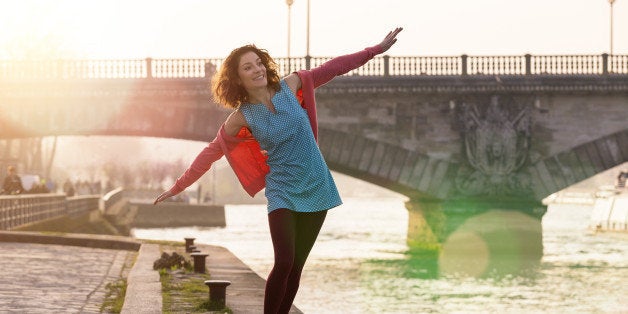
[389,56,461,76]
[466,55,526,75]
[0,193,100,230]
[102,187,124,209]
[150,58,224,78]
[66,195,101,216]
[0,59,148,79]
[1,53,626,79]
[609,55,628,73]
[531,55,604,75]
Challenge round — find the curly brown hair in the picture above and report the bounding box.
[211,44,281,109]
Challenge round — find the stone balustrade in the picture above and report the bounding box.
[1,54,626,80]
[0,193,99,230]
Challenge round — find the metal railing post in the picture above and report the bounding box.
[146,58,153,78]
[525,54,532,75]
[205,62,212,78]
[461,54,468,76]
[383,55,390,76]
[602,53,609,75]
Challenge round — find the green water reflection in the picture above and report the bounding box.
[406,197,546,277]
[365,249,542,280]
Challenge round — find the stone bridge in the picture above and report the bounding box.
[2,54,627,268]
[317,74,628,203]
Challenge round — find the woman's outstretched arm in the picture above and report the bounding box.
[153,111,249,204]
[284,27,403,92]
[153,136,223,204]
[310,27,403,87]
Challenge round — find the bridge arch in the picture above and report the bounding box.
[320,127,628,203]
[532,128,628,199]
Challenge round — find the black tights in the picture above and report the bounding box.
[264,208,327,314]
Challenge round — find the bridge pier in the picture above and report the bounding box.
[406,197,546,277]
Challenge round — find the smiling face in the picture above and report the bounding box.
[237,51,267,91]
[212,44,281,108]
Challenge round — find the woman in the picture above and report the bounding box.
[154,27,402,313]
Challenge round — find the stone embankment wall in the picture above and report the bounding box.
[129,202,225,228]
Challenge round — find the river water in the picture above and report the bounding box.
[133,174,628,313]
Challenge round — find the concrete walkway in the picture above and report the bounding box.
[120,244,162,314]
[0,231,302,313]
[0,240,133,313]
[121,242,302,313]
[196,243,303,313]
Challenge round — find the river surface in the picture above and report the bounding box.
[133,174,628,313]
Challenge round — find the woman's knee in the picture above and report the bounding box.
[273,255,295,273]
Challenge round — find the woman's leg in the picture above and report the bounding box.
[277,210,327,314]
[265,209,296,314]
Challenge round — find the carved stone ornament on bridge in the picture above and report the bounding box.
[455,95,533,197]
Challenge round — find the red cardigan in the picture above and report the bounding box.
[169,45,383,197]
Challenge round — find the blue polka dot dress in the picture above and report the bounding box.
[239,80,342,213]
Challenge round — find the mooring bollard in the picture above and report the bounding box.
[191,252,208,273]
[204,280,231,310]
[184,237,195,252]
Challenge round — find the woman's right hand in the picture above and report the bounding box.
[154,190,174,205]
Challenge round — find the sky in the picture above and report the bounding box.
[1,0,627,60]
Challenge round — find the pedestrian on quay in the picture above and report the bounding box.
[1,166,25,195]
[154,27,403,314]
[63,178,75,197]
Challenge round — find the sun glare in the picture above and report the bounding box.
[0,1,136,60]
[1,2,70,59]
[1,0,626,59]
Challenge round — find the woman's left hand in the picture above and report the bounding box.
[154,190,174,205]
[378,27,403,53]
